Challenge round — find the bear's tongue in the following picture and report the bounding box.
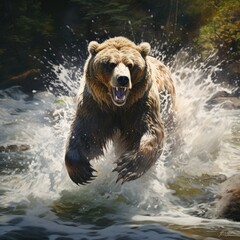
[113,87,126,103]
[115,87,125,99]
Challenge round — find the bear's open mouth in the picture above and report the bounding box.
[112,87,127,106]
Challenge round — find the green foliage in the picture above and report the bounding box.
[70,0,151,33]
[71,0,132,18]
[7,0,54,45]
[1,0,55,79]
[183,0,217,21]
[192,0,240,60]
[1,0,239,83]
[42,15,54,37]
[6,1,42,44]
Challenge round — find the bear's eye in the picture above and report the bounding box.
[103,62,116,72]
[109,62,116,70]
[127,63,133,69]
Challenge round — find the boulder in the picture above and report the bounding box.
[214,174,240,221]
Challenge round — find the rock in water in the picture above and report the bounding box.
[214,174,240,221]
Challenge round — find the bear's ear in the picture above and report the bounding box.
[88,41,100,56]
[138,42,151,58]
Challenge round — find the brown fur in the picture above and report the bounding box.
[65,37,176,185]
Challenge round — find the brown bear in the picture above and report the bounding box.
[65,36,176,185]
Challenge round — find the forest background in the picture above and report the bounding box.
[0,0,239,90]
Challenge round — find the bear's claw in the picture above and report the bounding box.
[65,149,96,185]
[67,163,96,185]
[113,154,145,183]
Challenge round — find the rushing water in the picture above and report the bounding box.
[0,45,240,240]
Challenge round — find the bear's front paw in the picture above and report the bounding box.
[113,152,146,183]
[65,149,96,185]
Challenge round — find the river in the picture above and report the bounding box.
[0,44,240,240]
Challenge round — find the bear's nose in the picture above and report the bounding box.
[117,76,129,86]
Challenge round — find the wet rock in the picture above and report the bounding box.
[0,144,30,153]
[227,61,240,75]
[207,89,240,109]
[214,174,240,221]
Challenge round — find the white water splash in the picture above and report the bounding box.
[1,47,240,239]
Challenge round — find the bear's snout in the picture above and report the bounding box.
[117,76,129,86]
[112,63,131,88]
[110,63,132,106]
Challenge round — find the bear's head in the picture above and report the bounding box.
[85,37,151,108]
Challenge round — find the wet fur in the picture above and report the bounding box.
[65,37,176,185]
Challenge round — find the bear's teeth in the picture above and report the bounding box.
[114,87,127,92]
[112,87,127,103]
